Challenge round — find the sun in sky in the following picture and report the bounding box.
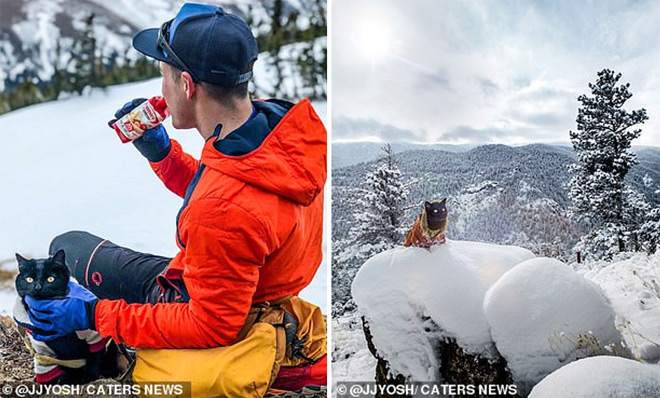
[354,16,392,61]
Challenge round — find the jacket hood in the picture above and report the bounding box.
[201,99,327,206]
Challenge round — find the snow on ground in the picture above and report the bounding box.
[484,257,624,395]
[529,356,660,398]
[351,240,535,381]
[582,252,660,363]
[338,234,660,395]
[332,313,377,384]
[0,78,328,315]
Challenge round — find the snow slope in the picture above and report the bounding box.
[351,240,535,380]
[583,252,660,363]
[332,313,378,384]
[484,257,624,394]
[529,356,660,398]
[0,78,327,314]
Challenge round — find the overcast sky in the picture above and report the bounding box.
[332,0,660,145]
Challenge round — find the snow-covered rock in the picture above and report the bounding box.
[484,257,625,394]
[529,356,660,398]
[352,240,535,380]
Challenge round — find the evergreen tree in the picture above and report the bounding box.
[70,13,97,94]
[52,41,64,97]
[332,144,410,316]
[568,69,648,260]
[268,0,285,98]
[639,208,660,254]
[294,0,326,99]
[350,144,409,247]
[331,237,357,316]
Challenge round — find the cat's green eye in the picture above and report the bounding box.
[47,276,55,283]
[25,277,34,283]
[433,209,438,213]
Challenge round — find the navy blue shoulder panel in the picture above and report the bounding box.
[213,99,294,156]
[175,164,206,249]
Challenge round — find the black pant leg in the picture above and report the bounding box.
[49,231,170,304]
[49,230,104,283]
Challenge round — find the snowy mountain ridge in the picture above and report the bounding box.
[332,144,660,261]
[0,0,316,91]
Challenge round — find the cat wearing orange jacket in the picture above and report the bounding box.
[403,198,448,248]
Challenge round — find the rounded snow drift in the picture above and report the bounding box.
[352,240,535,380]
[484,257,624,394]
[529,356,660,397]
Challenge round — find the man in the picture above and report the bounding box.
[24,2,327,389]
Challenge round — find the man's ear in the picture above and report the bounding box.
[181,71,196,100]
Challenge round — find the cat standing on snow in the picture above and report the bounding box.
[13,250,113,384]
[403,198,449,248]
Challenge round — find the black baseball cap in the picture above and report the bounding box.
[132,3,258,87]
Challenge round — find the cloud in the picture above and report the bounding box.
[333,0,660,146]
[439,126,508,143]
[332,116,427,142]
[477,78,499,98]
[439,124,568,145]
[415,69,451,91]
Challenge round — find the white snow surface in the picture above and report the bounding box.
[351,240,535,381]
[332,313,378,385]
[529,356,660,398]
[582,252,660,364]
[484,257,624,394]
[0,78,327,314]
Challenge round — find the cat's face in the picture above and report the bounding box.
[15,250,70,299]
[425,199,448,229]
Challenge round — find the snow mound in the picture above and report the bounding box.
[484,257,624,393]
[529,356,660,398]
[352,240,535,380]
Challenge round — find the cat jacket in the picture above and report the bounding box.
[13,298,107,382]
[94,99,326,349]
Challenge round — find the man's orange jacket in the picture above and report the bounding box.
[94,99,326,348]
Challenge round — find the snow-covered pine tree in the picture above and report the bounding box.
[638,208,660,254]
[349,143,409,249]
[568,69,648,260]
[331,144,410,316]
[70,13,98,95]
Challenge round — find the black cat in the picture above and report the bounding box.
[425,199,449,231]
[14,250,117,384]
[16,250,69,303]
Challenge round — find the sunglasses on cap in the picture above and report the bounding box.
[157,19,200,83]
